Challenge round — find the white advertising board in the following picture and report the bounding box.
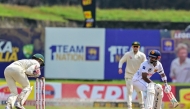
[45,28,105,79]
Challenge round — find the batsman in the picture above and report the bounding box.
[132,50,172,109]
[4,53,45,109]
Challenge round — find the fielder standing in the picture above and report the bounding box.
[118,41,146,109]
[4,53,45,109]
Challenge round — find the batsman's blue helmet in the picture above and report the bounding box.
[148,50,161,59]
[148,50,161,65]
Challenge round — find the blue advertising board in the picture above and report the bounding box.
[0,28,44,79]
[1,28,185,82]
[104,29,161,80]
[161,38,175,53]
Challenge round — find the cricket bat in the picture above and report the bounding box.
[166,91,179,108]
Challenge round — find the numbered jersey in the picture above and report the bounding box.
[133,60,164,81]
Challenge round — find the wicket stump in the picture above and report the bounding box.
[36,77,45,109]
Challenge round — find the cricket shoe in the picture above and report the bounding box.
[139,103,145,109]
[15,101,25,109]
[5,103,12,109]
[127,105,132,109]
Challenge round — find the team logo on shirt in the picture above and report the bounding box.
[154,69,158,72]
[151,50,155,54]
[148,68,152,72]
[143,66,146,69]
[129,56,132,59]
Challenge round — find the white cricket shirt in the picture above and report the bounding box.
[118,51,146,78]
[133,60,164,81]
[10,59,40,75]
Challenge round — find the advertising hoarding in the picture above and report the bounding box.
[0,28,45,78]
[62,83,175,102]
[45,28,105,79]
[104,29,161,80]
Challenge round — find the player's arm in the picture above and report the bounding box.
[118,53,128,68]
[118,53,128,74]
[25,64,41,76]
[141,64,153,83]
[160,72,172,93]
[159,65,179,108]
[158,63,172,93]
[142,73,152,83]
[159,72,168,86]
[160,73,167,83]
[158,63,168,84]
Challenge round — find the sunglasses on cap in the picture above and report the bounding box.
[133,46,139,48]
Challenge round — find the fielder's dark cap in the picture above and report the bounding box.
[132,41,140,46]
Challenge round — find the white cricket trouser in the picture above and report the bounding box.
[125,78,144,108]
[132,79,148,92]
[133,79,164,109]
[4,64,30,106]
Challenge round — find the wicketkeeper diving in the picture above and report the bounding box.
[4,53,45,109]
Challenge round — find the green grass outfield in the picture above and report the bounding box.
[0,105,189,109]
[0,105,140,109]
[0,4,190,22]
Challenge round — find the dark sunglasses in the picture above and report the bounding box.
[133,46,139,48]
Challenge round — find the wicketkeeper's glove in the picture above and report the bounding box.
[33,66,41,77]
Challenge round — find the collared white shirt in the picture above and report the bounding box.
[118,50,146,78]
[170,58,190,82]
[133,60,164,81]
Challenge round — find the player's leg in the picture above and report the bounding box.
[125,78,133,109]
[4,68,19,109]
[15,86,32,109]
[132,79,148,92]
[7,66,31,109]
[153,84,164,109]
[132,79,148,109]
[145,83,155,109]
[133,85,144,109]
[14,71,31,109]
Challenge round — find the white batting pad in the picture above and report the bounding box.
[153,84,164,109]
[6,95,18,108]
[17,86,33,105]
[145,83,155,109]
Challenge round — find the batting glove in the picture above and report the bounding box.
[164,83,171,93]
